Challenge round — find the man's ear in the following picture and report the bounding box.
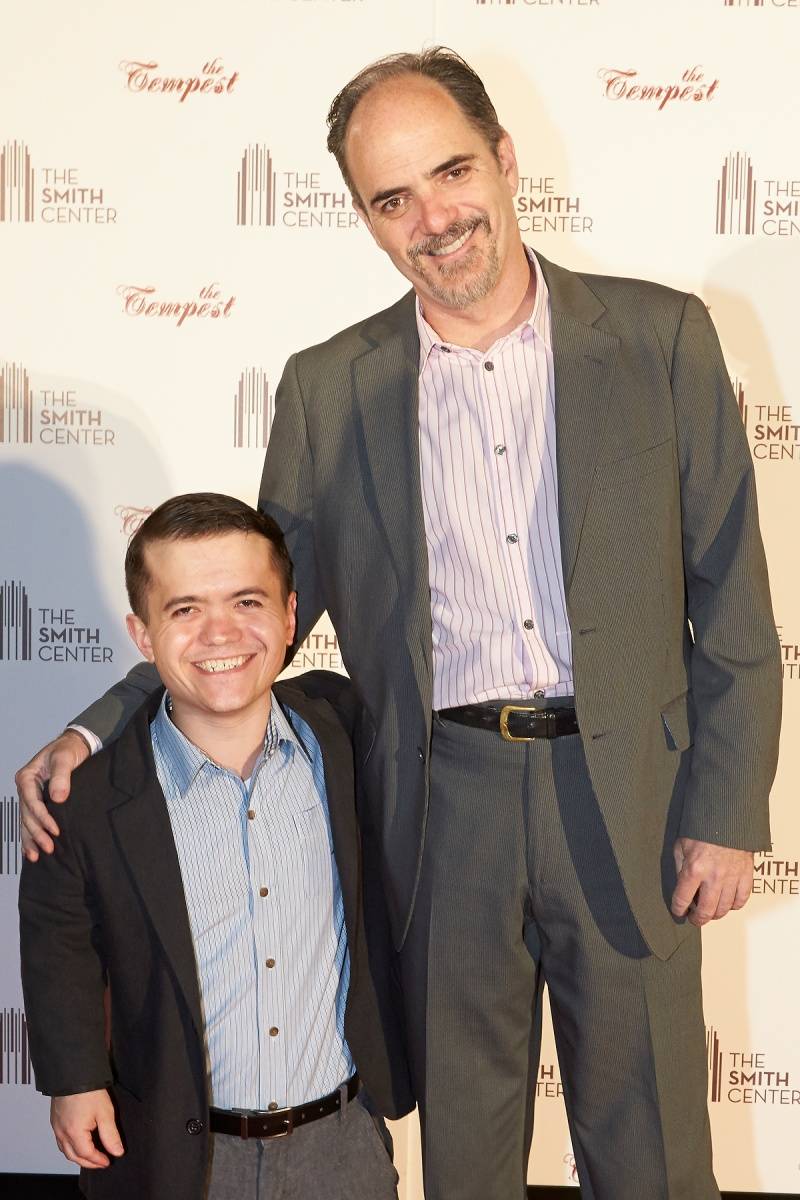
[285,592,298,647]
[126,613,155,663]
[496,131,519,193]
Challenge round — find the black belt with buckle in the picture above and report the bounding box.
[438,703,579,742]
[209,1073,359,1140]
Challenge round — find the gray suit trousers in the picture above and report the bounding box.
[400,712,719,1200]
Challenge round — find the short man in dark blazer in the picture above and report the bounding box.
[20,493,411,1200]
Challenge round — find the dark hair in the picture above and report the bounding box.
[125,493,293,620]
[326,47,506,201]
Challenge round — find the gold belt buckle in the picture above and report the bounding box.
[268,1106,294,1138]
[499,704,538,742]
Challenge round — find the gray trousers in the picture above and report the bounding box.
[400,712,719,1200]
[205,1092,398,1200]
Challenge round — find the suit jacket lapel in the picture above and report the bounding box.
[538,254,620,593]
[352,292,432,680]
[107,702,204,1037]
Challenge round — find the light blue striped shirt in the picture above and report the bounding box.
[150,691,354,1111]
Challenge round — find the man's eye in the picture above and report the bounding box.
[448,166,468,180]
[238,598,261,608]
[381,196,405,214]
[172,606,194,617]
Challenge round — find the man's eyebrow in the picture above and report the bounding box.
[368,154,477,208]
[162,587,269,611]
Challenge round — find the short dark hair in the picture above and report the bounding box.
[125,493,293,620]
[326,47,506,202]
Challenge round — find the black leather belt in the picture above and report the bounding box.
[209,1073,359,1140]
[438,703,579,742]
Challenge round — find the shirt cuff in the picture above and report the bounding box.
[66,725,102,755]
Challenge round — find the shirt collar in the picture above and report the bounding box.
[152,690,304,799]
[415,245,549,372]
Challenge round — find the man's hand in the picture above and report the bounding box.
[51,1090,124,1169]
[16,731,90,861]
[671,838,754,927]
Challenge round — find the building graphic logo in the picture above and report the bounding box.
[1,797,20,876]
[707,1026,724,1102]
[0,1009,32,1085]
[754,849,800,894]
[724,1,764,6]
[237,146,277,227]
[0,141,34,223]
[733,376,747,429]
[0,362,34,444]
[716,153,757,235]
[0,581,32,661]
[234,369,274,448]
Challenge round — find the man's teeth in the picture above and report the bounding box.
[195,656,249,674]
[429,228,473,256]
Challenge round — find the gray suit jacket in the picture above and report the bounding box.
[256,252,781,959]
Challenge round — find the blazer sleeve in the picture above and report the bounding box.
[259,352,325,646]
[19,798,112,1096]
[70,660,162,746]
[671,294,781,849]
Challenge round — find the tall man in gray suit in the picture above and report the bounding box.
[19,48,781,1200]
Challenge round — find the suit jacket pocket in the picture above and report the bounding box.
[660,691,693,752]
[595,437,673,491]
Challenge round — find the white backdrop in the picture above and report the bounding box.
[1,1,798,1192]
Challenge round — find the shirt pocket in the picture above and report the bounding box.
[292,802,335,898]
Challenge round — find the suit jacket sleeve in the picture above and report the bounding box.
[259,352,324,645]
[70,660,162,746]
[19,796,112,1096]
[672,294,781,849]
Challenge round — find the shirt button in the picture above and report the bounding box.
[534,689,546,699]
[494,444,506,456]
[440,345,451,353]
[269,1026,279,1037]
[506,533,519,545]
[259,887,269,897]
[523,619,534,631]
[484,361,494,372]
[266,958,276,968]
[186,1118,204,1136]
[247,809,256,820]
[268,1102,279,1112]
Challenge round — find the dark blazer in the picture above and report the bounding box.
[20,673,413,1200]
[259,253,782,960]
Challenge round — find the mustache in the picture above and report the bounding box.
[408,215,489,263]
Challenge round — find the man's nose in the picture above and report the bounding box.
[416,192,458,236]
[200,612,240,644]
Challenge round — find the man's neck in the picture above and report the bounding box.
[420,242,535,353]
[169,694,273,780]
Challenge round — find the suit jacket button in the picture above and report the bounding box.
[186,1118,204,1135]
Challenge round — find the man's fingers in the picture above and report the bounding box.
[713,881,739,921]
[687,882,721,927]
[731,871,754,911]
[59,1130,110,1169]
[47,736,89,804]
[96,1113,125,1159]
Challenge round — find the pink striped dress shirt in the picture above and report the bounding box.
[417,248,574,710]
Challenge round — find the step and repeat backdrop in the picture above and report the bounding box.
[1,0,798,1193]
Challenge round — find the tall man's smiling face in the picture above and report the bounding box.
[125,531,296,729]
[345,76,522,320]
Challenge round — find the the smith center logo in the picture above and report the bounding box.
[724,1,799,9]
[707,1027,799,1106]
[0,1009,32,1086]
[716,152,799,237]
[476,1,599,7]
[234,369,275,449]
[516,174,594,235]
[1,797,21,876]
[777,623,800,683]
[236,146,358,230]
[753,850,800,896]
[733,376,798,462]
[0,362,116,447]
[0,581,113,665]
[0,140,116,224]
[284,631,343,673]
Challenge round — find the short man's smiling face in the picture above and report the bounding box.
[125,532,296,727]
[344,76,520,316]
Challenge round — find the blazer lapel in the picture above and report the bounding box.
[538,254,620,593]
[107,705,204,1036]
[352,293,432,682]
